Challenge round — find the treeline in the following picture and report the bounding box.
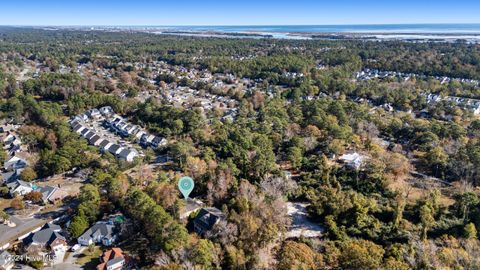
[1,27,479,80]
[357,41,480,79]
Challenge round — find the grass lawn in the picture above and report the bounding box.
[76,246,103,269]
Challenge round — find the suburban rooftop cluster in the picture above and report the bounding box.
[356,68,480,86]
[70,106,166,162]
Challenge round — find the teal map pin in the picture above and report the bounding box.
[178,176,194,199]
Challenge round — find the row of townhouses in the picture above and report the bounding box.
[104,115,167,149]
[425,93,480,115]
[70,106,168,162]
[356,69,480,86]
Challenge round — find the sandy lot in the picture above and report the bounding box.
[286,202,324,238]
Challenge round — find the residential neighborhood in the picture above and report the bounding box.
[70,106,171,163]
[356,68,480,86]
[1,21,480,269]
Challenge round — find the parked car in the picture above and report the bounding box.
[71,244,81,252]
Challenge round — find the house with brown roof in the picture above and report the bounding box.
[38,185,67,204]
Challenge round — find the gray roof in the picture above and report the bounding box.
[84,131,96,140]
[130,126,139,133]
[100,106,113,114]
[141,134,155,142]
[106,257,124,267]
[23,227,65,247]
[18,180,32,188]
[1,171,17,184]
[4,157,28,170]
[152,136,164,143]
[7,144,20,153]
[80,128,90,136]
[38,186,57,201]
[112,118,122,124]
[89,134,102,144]
[7,180,32,190]
[194,207,226,233]
[79,223,115,241]
[98,139,111,148]
[89,108,100,115]
[41,223,61,232]
[108,144,122,154]
[73,124,84,132]
[118,148,134,158]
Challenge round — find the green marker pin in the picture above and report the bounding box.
[178,176,194,199]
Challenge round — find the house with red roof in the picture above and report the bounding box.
[97,248,125,270]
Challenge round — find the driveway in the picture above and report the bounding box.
[63,247,86,264]
[45,263,82,270]
[43,246,85,270]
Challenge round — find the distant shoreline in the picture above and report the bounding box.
[8,24,480,42]
[150,29,480,42]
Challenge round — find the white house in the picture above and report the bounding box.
[108,144,123,155]
[77,223,117,246]
[99,140,114,152]
[140,134,155,146]
[339,152,368,170]
[77,113,89,122]
[99,106,113,116]
[134,130,147,139]
[87,108,102,119]
[2,134,16,144]
[118,148,138,162]
[97,248,125,270]
[151,137,167,148]
[73,125,87,134]
[7,180,33,196]
[22,223,67,265]
[4,156,28,171]
[89,135,103,146]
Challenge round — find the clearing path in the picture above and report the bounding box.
[286,202,324,238]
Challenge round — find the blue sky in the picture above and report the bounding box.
[1,0,479,25]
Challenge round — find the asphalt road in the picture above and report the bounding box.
[0,215,46,247]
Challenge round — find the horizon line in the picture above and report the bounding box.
[2,22,480,27]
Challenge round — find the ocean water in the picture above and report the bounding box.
[80,24,480,41]
[157,24,480,34]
